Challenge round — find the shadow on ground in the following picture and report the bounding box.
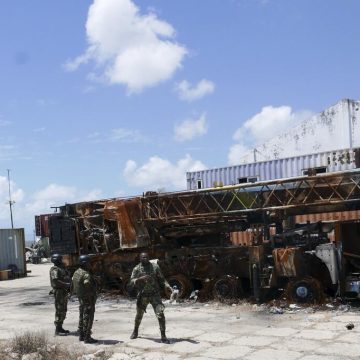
[140,336,199,344]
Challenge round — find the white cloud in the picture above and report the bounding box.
[24,184,77,216]
[0,176,25,228]
[80,189,103,202]
[123,154,207,191]
[174,113,208,142]
[0,179,103,235]
[111,128,144,142]
[66,0,187,93]
[228,143,250,166]
[25,184,103,215]
[175,79,215,102]
[228,105,313,165]
[0,176,24,203]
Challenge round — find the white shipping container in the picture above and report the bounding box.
[187,147,360,190]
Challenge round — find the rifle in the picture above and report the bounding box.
[136,286,147,313]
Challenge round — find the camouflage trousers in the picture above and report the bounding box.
[53,289,68,326]
[135,293,166,331]
[78,296,96,336]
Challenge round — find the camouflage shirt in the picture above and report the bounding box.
[130,261,169,295]
[49,265,70,290]
[72,268,97,298]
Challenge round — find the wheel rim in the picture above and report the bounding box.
[168,275,191,298]
[296,286,309,299]
[286,277,323,304]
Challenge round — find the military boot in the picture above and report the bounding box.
[84,334,98,344]
[158,317,169,343]
[160,330,170,344]
[55,325,70,335]
[130,327,138,339]
[79,331,85,341]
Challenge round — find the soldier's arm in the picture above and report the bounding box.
[83,273,93,287]
[130,267,150,286]
[130,267,139,287]
[50,268,70,289]
[156,265,172,292]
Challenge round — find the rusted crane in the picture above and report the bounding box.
[39,169,360,303]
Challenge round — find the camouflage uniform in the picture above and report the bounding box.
[130,261,169,334]
[49,265,70,327]
[72,267,97,339]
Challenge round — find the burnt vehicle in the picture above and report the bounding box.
[38,169,360,303]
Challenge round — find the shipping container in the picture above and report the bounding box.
[0,228,26,278]
[187,147,360,190]
[35,213,59,237]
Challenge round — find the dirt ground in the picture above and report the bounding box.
[1,263,360,359]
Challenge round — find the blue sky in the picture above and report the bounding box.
[0,0,359,239]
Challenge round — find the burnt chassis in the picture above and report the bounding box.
[47,170,360,302]
[48,211,359,303]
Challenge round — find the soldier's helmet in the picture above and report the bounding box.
[51,254,63,265]
[78,254,90,266]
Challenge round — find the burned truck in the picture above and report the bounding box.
[39,169,360,303]
[46,197,250,300]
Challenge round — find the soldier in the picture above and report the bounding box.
[49,254,71,335]
[130,252,173,343]
[72,255,98,344]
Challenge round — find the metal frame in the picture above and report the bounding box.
[143,170,360,224]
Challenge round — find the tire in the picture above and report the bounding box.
[286,277,324,304]
[212,275,241,302]
[167,274,192,298]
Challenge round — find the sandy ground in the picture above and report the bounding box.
[1,263,360,359]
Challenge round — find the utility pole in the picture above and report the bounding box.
[6,169,15,229]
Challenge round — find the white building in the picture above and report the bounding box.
[187,99,360,190]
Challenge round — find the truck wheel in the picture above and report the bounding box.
[167,274,192,298]
[212,276,241,301]
[286,277,324,304]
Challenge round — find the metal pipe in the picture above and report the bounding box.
[7,169,14,229]
[347,99,353,150]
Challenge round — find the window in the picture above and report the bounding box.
[238,176,258,184]
[197,180,203,189]
[303,166,327,176]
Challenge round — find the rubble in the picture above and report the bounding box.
[269,307,284,314]
[21,353,43,360]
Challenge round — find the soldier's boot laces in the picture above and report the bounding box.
[161,330,170,344]
[130,328,138,339]
[84,335,98,344]
[55,325,70,335]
